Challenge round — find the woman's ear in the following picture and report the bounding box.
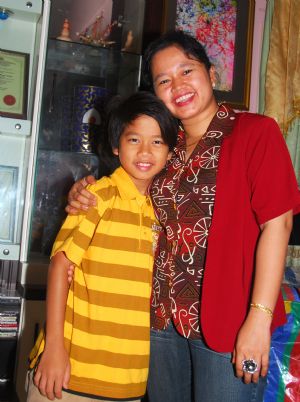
[209,65,217,88]
[112,147,119,156]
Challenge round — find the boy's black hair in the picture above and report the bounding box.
[142,30,212,91]
[107,90,178,151]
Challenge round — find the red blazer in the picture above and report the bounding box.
[201,113,300,352]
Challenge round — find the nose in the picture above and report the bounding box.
[172,75,184,92]
[138,141,151,155]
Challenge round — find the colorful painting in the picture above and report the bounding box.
[175,0,237,92]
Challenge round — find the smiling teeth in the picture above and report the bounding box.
[175,93,193,103]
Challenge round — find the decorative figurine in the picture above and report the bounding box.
[76,10,117,47]
[57,18,72,42]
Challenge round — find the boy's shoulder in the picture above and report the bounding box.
[87,167,133,201]
[87,174,120,202]
[88,167,144,205]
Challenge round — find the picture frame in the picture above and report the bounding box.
[0,48,29,119]
[162,0,255,110]
[0,165,18,243]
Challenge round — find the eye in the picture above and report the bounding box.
[153,139,164,145]
[183,68,192,75]
[128,137,139,143]
[158,78,170,86]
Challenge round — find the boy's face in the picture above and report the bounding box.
[113,115,172,194]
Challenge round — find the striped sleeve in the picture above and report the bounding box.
[51,184,105,266]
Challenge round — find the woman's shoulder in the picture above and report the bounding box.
[233,112,283,142]
[236,111,278,128]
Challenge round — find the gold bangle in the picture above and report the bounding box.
[250,303,273,318]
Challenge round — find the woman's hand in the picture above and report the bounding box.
[33,344,70,400]
[233,211,292,383]
[232,309,271,384]
[65,176,97,215]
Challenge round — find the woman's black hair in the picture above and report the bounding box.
[107,90,178,151]
[142,30,212,91]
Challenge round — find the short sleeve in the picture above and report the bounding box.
[247,117,300,224]
[51,184,102,266]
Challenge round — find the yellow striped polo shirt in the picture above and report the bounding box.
[30,167,160,400]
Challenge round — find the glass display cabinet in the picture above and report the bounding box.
[9,1,145,400]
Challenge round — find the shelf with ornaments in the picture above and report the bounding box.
[59,15,118,49]
[44,1,144,94]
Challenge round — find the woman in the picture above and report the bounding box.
[66,31,300,402]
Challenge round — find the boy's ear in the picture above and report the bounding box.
[112,147,119,156]
[167,151,173,161]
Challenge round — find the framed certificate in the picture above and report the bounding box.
[0,49,29,119]
[0,166,18,243]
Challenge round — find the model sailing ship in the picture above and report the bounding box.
[77,11,117,47]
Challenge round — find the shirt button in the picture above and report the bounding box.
[173,203,176,210]
[168,280,172,287]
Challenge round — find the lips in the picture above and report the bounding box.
[136,162,153,171]
[174,92,194,105]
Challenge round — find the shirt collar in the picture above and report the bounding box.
[111,166,148,201]
[173,104,236,158]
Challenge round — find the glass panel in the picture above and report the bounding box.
[30,151,99,258]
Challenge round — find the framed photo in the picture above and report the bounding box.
[0,49,29,119]
[0,166,18,243]
[163,0,255,110]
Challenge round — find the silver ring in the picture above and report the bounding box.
[242,359,258,374]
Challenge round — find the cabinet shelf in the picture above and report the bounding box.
[0,302,20,342]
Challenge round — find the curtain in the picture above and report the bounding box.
[259,0,300,284]
[260,0,300,137]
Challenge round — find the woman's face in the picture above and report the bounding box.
[151,45,218,126]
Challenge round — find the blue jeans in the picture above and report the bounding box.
[147,323,267,402]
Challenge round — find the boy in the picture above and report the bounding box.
[27,91,177,402]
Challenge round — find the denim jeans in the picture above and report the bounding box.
[147,323,267,402]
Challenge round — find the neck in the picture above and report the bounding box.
[181,102,219,141]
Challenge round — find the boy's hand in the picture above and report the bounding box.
[67,265,75,285]
[34,344,70,400]
[65,176,97,215]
